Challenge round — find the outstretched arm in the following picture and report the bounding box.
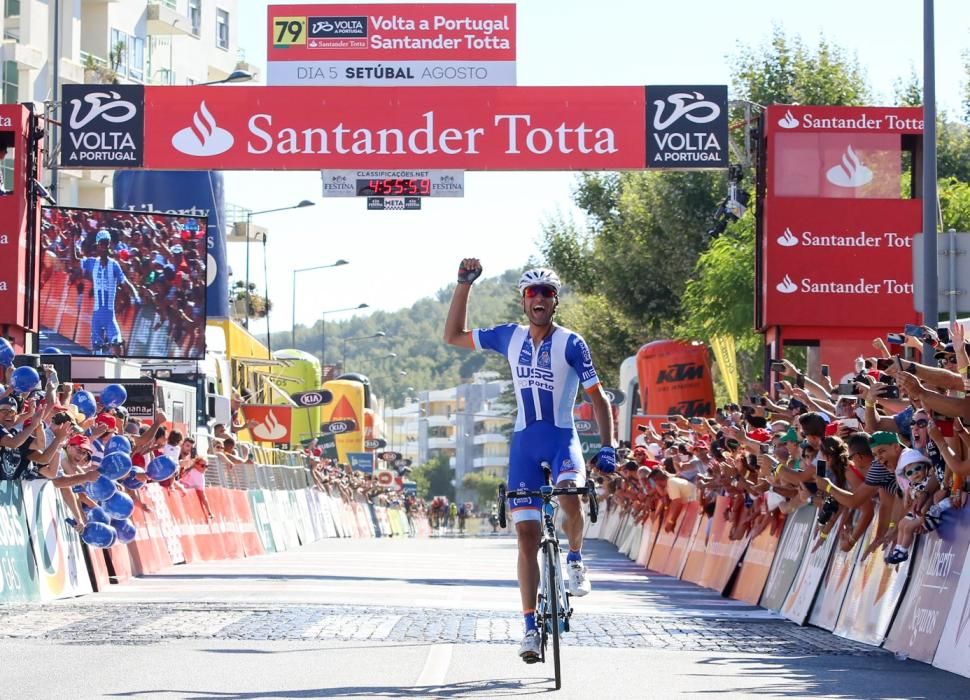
[443,258,481,349]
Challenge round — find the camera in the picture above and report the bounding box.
[817,497,839,525]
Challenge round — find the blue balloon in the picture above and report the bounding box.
[111,519,137,544]
[80,522,116,549]
[86,475,117,502]
[101,384,128,409]
[84,505,111,525]
[146,455,178,481]
[70,390,97,419]
[40,347,64,355]
[0,338,13,368]
[98,451,133,480]
[121,466,145,490]
[10,366,40,393]
[107,435,132,455]
[102,491,134,520]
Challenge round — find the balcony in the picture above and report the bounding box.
[473,433,507,445]
[427,437,455,450]
[146,2,194,37]
[473,456,508,469]
[425,415,452,428]
[0,39,43,70]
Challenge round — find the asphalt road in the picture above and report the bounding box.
[1,531,968,699]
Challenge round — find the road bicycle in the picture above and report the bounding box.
[497,462,598,690]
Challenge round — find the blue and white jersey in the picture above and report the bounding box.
[81,257,127,312]
[473,324,600,432]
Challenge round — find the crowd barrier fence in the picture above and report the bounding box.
[590,497,970,679]
[0,462,428,604]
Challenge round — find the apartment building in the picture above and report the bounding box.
[1,0,249,206]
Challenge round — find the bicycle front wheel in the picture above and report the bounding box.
[543,540,562,690]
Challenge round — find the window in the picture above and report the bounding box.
[129,36,145,81]
[109,29,146,82]
[189,0,202,36]
[216,9,229,50]
[2,60,17,104]
[3,0,20,19]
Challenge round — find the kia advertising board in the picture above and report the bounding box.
[122,85,728,172]
[267,4,516,86]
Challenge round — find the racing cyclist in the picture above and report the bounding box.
[443,258,616,663]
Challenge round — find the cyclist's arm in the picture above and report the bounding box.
[587,384,615,447]
[443,281,474,349]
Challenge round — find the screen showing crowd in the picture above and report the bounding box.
[39,207,206,359]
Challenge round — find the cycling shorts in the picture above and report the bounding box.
[507,421,586,524]
[91,308,123,349]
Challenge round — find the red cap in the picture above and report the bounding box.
[95,413,117,431]
[825,422,840,436]
[312,448,323,457]
[746,428,772,443]
[68,434,93,452]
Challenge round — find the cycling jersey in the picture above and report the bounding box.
[474,324,600,523]
[473,324,600,431]
[82,257,127,312]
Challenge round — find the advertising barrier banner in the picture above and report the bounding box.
[760,504,815,611]
[887,505,970,663]
[782,520,837,625]
[834,510,912,646]
[0,480,38,602]
[698,496,750,593]
[808,525,866,631]
[267,3,517,86]
[22,481,93,601]
[730,523,782,605]
[660,501,702,578]
[680,514,710,585]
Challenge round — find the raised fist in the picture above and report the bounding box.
[457,258,482,285]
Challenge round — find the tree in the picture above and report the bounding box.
[410,453,454,501]
[462,471,504,508]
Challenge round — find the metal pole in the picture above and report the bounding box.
[50,0,60,200]
[922,0,938,363]
[320,313,326,377]
[948,229,958,322]
[291,269,297,348]
[244,212,252,331]
[263,234,271,354]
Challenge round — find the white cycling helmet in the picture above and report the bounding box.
[517,268,562,295]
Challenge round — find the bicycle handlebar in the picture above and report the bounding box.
[505,485,590,499]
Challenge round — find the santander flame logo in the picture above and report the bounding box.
[778,109,799,129]
[252,409,288,441]
[777,228,799,247]
[776,275,798,294]
[825,145,874,188]
[171,101,234,156]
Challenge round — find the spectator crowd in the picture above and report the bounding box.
[593,322,970,568]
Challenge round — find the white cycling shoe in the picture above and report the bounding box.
[518,630,541,663]
[567,561,591,597]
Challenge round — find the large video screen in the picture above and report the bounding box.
[39,207,206,359]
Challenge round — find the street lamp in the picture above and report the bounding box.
[291,260,349,347]
[320,304,369,376]
[342,331,387,369]
[244,200,315,334]
[199,69,255,86]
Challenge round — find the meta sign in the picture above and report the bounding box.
[108,84,728,171]
[759,105,924,329]
[267,4,516,86]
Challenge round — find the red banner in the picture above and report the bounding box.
[243,405,294,444]
[0,104,36,331]
[141,86,647,170]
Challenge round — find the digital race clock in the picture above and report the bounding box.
[356,178,432,197]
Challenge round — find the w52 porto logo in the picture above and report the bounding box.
[656,363,705,384]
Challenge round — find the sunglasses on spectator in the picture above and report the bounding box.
[914,419,929,428]
[904,463,927,478]
[523,285,557,299]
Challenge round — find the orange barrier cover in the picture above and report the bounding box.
[660,502,701,578]
[730,524,782,605]
[680,514,710,585]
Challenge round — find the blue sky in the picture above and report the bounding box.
[223,0,970,336]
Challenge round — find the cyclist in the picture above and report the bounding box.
[72,229,140,355]
[443,258,616,663]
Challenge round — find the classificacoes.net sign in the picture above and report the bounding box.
[123,85,726,171]
[267,3,516,86]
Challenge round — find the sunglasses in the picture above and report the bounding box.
[904,463,927,478]
[914,419,929,428]
[523,285,557,299]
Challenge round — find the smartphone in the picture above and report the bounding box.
[821,364,830,378]
[760,397,768,406]
[636,425,648,433]
[760,443,772,455]
[887,333,905,345]
[816,459,827,479]
[840,417,861,431]
[904,324,924,339]
[660,422,674,430]
[770,361,786,373]
[876,358,895,371]
[689,417,703,425]
[935,418,955,438]
[796,374,806,389]
[879,385,900,399]
[774,381,783,393]
[837,383,857,395]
